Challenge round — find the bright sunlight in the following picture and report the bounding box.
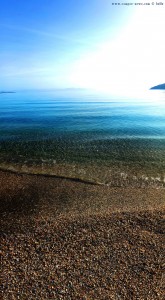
[69,5,165,96]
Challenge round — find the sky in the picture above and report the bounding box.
[0,0,165,94]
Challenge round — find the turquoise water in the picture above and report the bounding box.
[0,89,165,186]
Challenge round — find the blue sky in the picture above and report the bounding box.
[0,0,165,93]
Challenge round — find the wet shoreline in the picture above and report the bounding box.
[1,160,165,189]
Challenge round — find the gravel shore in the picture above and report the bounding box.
[1,170,165,299]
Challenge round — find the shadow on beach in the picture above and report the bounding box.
[0,183,41,216]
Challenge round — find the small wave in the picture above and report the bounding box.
[0,162,165,189]
[0,165,104,186]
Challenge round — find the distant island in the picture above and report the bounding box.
[0,91,15,94]
[150,83,165,90]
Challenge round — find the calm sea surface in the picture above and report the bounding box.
[1,89,165,186]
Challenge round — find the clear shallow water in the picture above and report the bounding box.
[1,89,165,186]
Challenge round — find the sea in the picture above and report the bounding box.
[1,88,165,187]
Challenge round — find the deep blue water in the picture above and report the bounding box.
[1,89,165,185]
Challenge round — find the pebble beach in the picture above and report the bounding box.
[1,170,165,299]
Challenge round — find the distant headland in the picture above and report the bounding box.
[150,83,165,90]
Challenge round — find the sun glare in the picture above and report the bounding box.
[69,5,165,96]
